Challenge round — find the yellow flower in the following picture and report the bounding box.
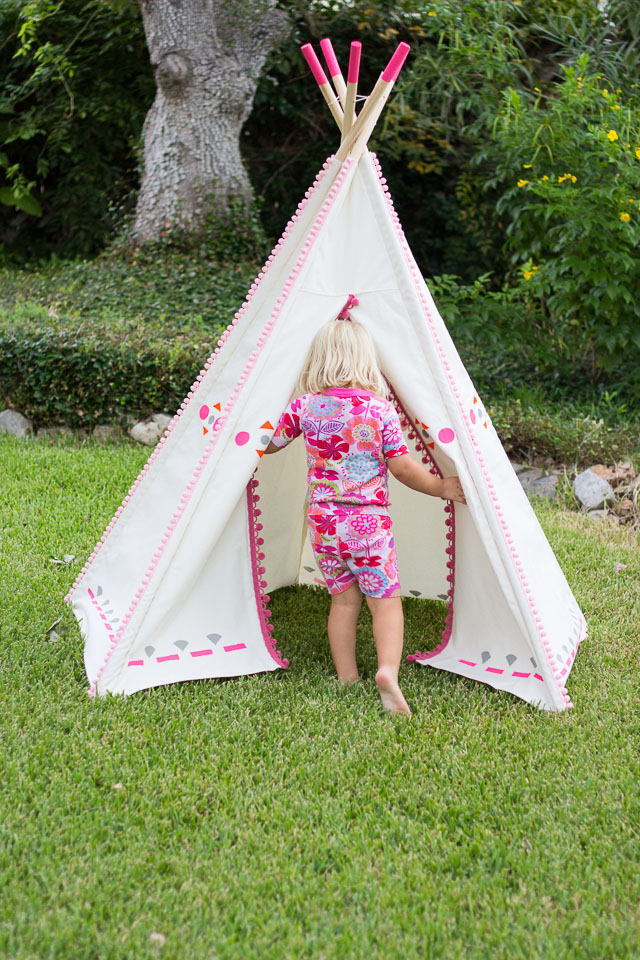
[602,88,609,96]
[571,175,577,183]
[542,175,549,181]
[534,87,541,92]
[523,271,533,280]
[523,163,532,168]
[428,10,436,15]
[613,104,621,110]
[517,179,529,187]
[607,129,619,141]
[620,212,631,222]
[635,148,640,159]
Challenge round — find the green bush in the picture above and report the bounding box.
[0,319,209,426]
[485,54,640,381]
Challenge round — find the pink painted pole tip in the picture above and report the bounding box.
[381,41,410,83]
[301,43,328,86]
[347,41,362,83]
[320,38,341,78]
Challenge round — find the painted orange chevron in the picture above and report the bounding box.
[202,426,208,435]
[213,402,221,411]
[256,449,264,457]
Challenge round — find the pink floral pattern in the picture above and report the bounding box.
[307,508,401,597]
[272,388,409,508]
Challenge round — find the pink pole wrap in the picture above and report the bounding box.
[320,38,341,78]
[381,41,410,82]
[301,43,328,86]
[347,41,362,84]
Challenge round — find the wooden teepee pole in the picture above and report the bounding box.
[300,43,343,131]
[320,38,347,109]
[335,42,410,164]
[342,41,361,140]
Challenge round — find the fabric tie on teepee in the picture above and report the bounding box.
[337,293,359,320]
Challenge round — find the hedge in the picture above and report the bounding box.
[0,321,215,427]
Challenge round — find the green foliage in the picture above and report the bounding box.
[0,0,154,259]
[486,55,640,380]
[0,244,260,425]
[490,395,639,466]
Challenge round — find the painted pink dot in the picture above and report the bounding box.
[199,404,209,420]
[469,409,476,424]
[235,431,250,446]
[438,428,455,444]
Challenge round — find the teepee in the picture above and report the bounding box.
[67,39,585,710]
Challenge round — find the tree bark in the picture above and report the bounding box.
[133,0,289,243]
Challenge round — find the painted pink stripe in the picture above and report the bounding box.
[156,654,179,663]
[534,673,544,681]
[88,588,95,599]
[459,659,477,667]
[190,649,213,658]
[223,643,247,652]
[513,671,531,678]
[128,660,144,667]
[99,613,107,621]
[486,667,504,674]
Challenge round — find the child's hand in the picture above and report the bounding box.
[441,476,466,504]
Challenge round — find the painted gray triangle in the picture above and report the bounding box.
[207,633,221,645]
[145,646,155,657]
[530,657,537,669]
[410,590,421,597]
[96,586,103,597]
[303,566,314,572]
[111,618,120,623]
[481,651,491,663]
[506,654,517,666]
[437,594,448,600]
[174,640,188,650]
[557,654,565,663]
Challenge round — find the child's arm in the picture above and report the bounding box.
[387,454,466,504]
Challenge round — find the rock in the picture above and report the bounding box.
[151,413,172,431]
[92,424,120,441]
[530,473,559,499]
[573,468,615,510]
[586,509,609,521]
[0,409,33,437]
[517,467,543,489]
[129,420,162,446]
[517,468,559,499]
[128,415,171,446]
[510,461,528,476]
[36,425,74,440]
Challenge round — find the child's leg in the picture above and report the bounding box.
[328,583,363,683]
[365,594,411,716]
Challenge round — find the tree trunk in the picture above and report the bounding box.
[134,0,288,243]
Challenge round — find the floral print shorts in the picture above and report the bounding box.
[307,508,401,598]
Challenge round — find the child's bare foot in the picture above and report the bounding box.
[375,667,411,716]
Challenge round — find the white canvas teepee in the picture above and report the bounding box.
[67,40,585,710]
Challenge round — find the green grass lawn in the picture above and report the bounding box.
[1,434,639,960]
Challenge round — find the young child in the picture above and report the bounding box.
[265,316,465,716]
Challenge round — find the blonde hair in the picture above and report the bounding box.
[295,319,389,398]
